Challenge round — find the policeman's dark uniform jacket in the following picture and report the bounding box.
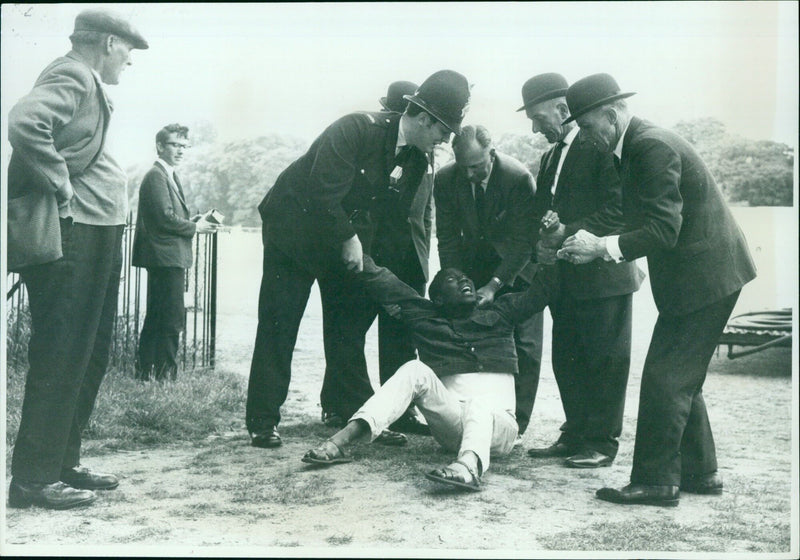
[564,74,756,494]
[367,79,434,391]
[249,110,431,432]
[434,151,543,435]
[532,130,643,460]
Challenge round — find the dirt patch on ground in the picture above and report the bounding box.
[5,234,796,555]
[4,316,794,556]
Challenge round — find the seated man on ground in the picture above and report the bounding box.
[302,255,557,491]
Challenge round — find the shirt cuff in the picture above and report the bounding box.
[605,235,625,263]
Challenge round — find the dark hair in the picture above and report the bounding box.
[429,267,466,302]
[452,125,491,152]
[405,103,428,118]
[156,123,189,146]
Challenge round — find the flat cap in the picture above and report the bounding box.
[73,9,149,50]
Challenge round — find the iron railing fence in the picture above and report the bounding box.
[6,214,218,376]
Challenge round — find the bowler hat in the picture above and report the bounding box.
[72,9,149,50]
[563,73,635,124]
[404,70,470,134]
[516,73,568,112]
[380,81,418,113]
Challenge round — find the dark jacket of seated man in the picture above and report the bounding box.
[358,254,558,377]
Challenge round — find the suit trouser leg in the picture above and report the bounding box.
[13,221,123,483]
[630,290,740,486]
[137,276,159,380]
[139,267,185,380]
[246,239,314,430]
[318,273,377,419]
[550,296,586,448]
[513,311,544,435]
[63,227,124,468]
[571,294,633,458]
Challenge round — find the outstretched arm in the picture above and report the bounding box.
[357,255,436,322]
[492,264,560,325]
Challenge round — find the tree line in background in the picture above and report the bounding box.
[126,117,794,227]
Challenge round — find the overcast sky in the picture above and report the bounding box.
[1,2,798,169]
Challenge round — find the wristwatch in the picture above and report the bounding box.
[490,277,504,290]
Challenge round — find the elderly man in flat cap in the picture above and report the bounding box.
[559,73,756,506]
[247,70,471,449]
[518,73,643,469]
[7,9,148,509]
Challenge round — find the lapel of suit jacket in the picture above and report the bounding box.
[552,135,583,210]
[156,161,189,211]
[384,113,402,177]
[484,153,504,224]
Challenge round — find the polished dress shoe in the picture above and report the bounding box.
[250,425,282,448]
[527,441,578,458]
[596,483,680,507]
[61,466,119,490]
[8,479,96,510]
[681,472,723,495]
[565,450,613,469]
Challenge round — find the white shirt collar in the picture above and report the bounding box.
[156,158,175,176]
[613,118,631,160]
[562,125,579,146]
[396,118,408,153]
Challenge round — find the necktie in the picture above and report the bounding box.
[613,154,622,174]
[541,141,565,195]
[474,183,487,225]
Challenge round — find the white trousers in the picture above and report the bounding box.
[350,360,518,473]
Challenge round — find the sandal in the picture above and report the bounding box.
[424,459,481,491]
[374,429,408,447]
[302,440,353,465]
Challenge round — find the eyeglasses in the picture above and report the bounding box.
[165,142,190,149]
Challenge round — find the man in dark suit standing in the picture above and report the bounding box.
[132,124,219,381]
[6,9,148,509]
[518,74,643,468]
[560,73,757,506]
[247,70,471,448]
[434,125,543,438]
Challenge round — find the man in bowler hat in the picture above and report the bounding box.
[559,73,756,506]
[434,124,543,439]
[7,8,148,509]
[518,73,643,468]
[247,70,471,448]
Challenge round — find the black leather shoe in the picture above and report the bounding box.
[596,483,680,507]
[681,472,723,495]
[61,466,119,490]
[250,425,282,448]
[8,479,96,510]
[565,450,613,469]
[389,410,431,436]
[527,441,578,458]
